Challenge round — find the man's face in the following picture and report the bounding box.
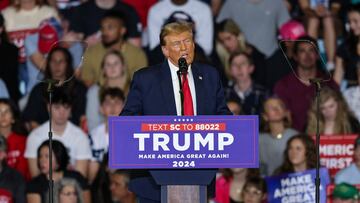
[100,96,124,117]
[51,103,71,126]
[294,42,318,70]
[101,18,126,47]
[110,173,130,201]
[229,54,254,81]
[161,31,195,66]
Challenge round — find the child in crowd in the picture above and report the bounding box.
[88,87,125,183]
[214,168,260,203]
[241,177,267,203]
[224,52,268,115]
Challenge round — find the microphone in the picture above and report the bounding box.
[178,57,188,75]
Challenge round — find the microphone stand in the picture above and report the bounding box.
[45,79,59,203]
[309,78,323,203]
[177,70,184,116]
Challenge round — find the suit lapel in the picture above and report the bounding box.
[159,61,177,115]
[192,64,205,115]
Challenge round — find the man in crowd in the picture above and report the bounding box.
[274,36,338,131]
[69,0,142,47]
[110,170,136,203]
[80,11,147,87]
[24,89,91,178]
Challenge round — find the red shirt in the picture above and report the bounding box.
[122,0,157,27]
[274,72,338,131]
[0,188,13,203]
[6,132,30,180]
[0,0,9,11]
[214,176,231,203]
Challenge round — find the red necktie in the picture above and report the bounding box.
[182,73,194,115]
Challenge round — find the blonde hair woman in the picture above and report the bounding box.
[216,19,266,84]
[86,50,130,131]
[306,87,360,135]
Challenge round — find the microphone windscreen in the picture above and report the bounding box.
[178,57,188,73]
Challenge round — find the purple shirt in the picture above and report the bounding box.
[273,72,338,132]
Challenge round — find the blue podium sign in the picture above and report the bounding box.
[109,115,259,169]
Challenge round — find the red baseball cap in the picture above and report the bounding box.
[38,17,63,54]
[279,20,306,40]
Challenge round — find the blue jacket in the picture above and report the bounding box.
[120,61,231,201]
[121,61,231,116]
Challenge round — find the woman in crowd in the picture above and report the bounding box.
[334,4,360,87]
[259,97,298,176]
[0,98,29,179]
[306,87,360,135]
[51,178,84,203]
[26,140,90,203]
[241,177,267,203]
[86,50,130,131]
[1,0,58,93]
[216,19,266,85]
[214,168,260,203]
[274,134,316,175]
[22,46,86,131]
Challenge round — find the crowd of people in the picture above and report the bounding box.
[0,0,360,202]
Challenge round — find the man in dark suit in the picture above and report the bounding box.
[121,21,231,202]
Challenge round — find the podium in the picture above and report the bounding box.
[109,115,259,202]
[150,170,216,203]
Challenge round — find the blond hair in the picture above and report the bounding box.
[216,19,247,52]
[101,50,130,94]
[160,21,194,46]
[306,87,353,135]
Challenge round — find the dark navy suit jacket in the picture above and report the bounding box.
[120,61,231,201]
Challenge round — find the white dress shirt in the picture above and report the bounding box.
[168,59,197,115]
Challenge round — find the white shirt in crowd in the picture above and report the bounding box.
[147,0,213,55]
[24,121,92,166]
[89,123,108,162]
[344,86,360,122]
